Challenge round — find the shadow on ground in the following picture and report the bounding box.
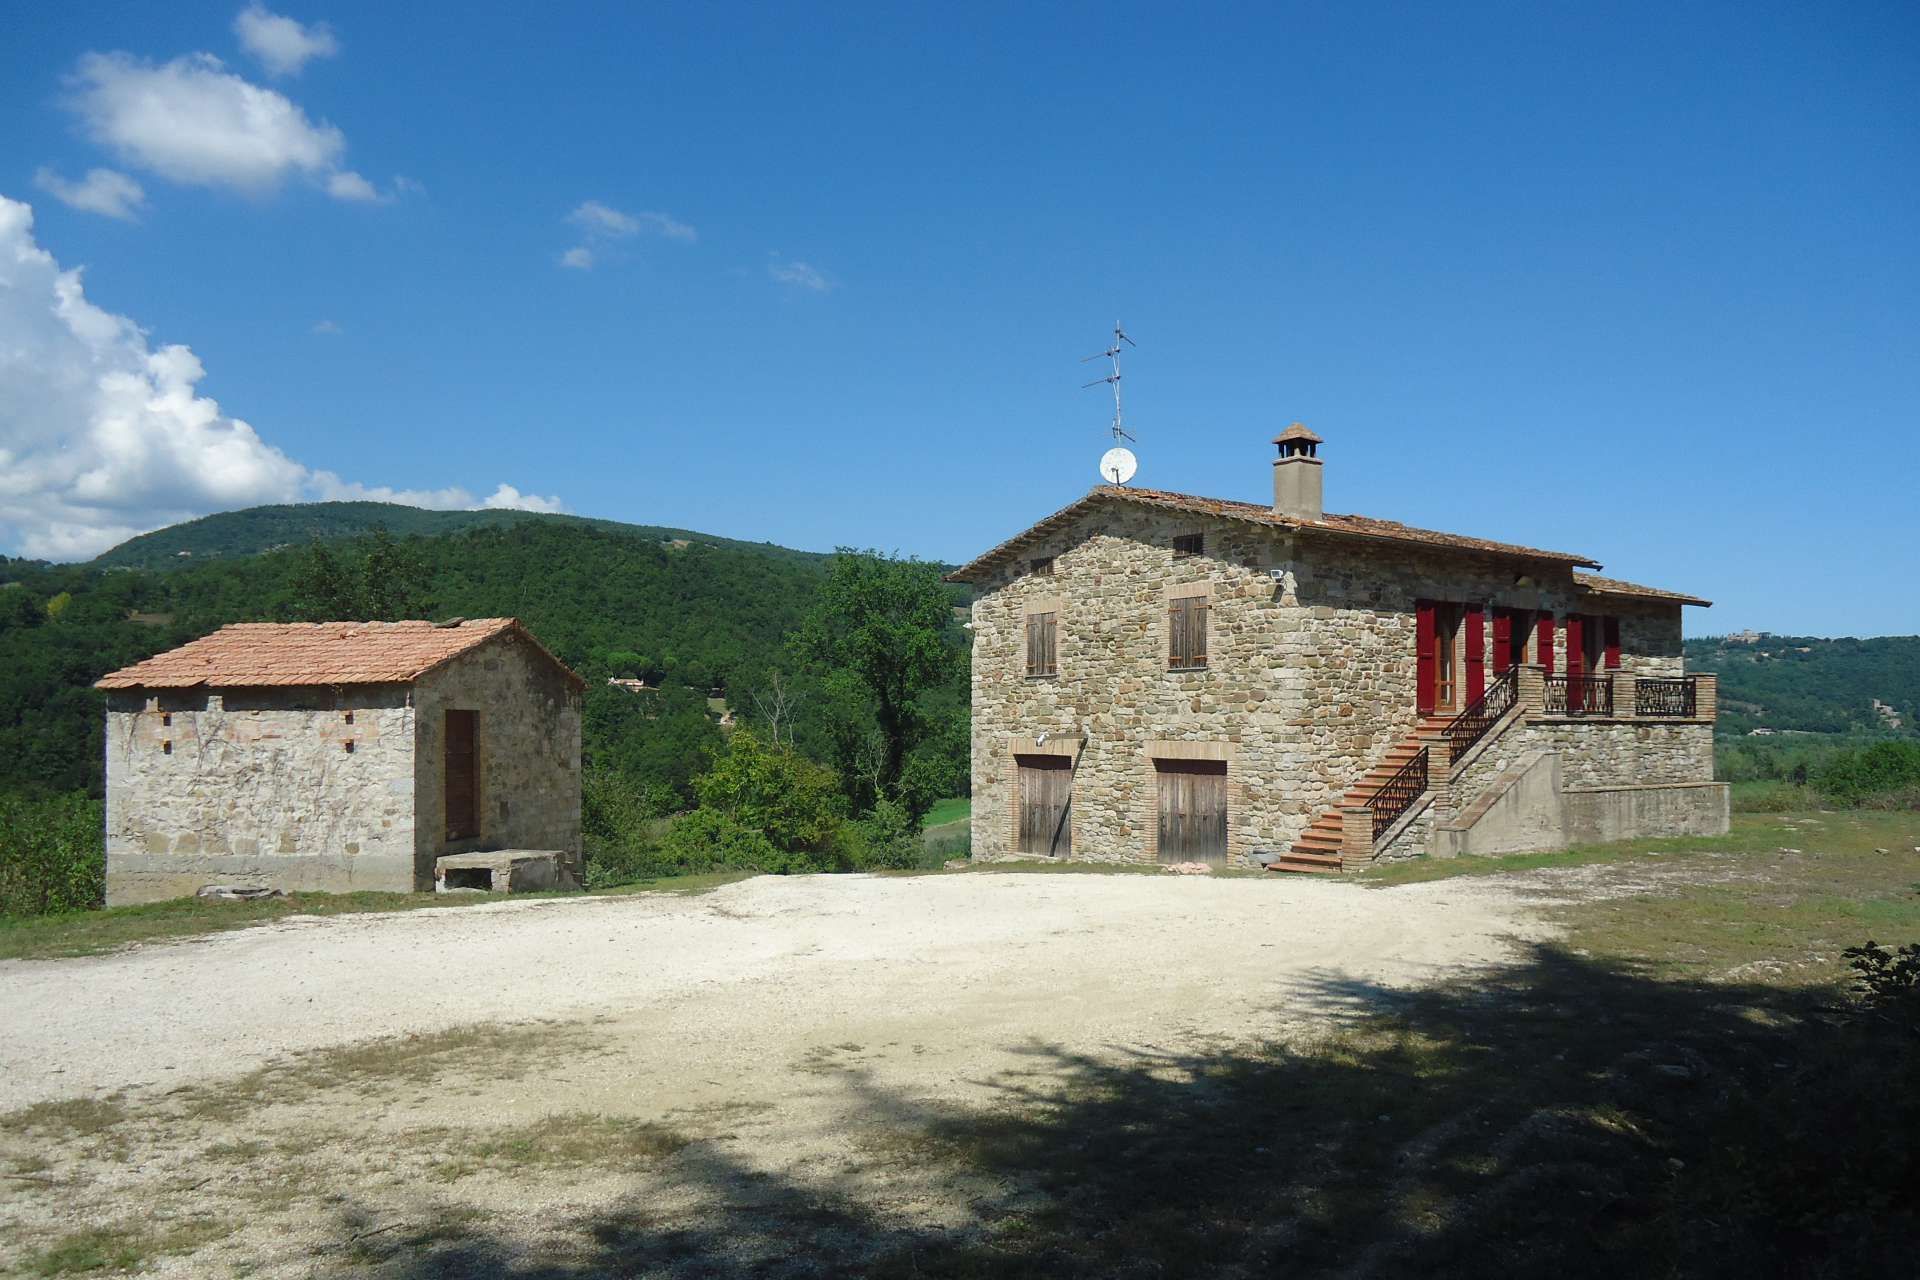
[327,944,1918,1279]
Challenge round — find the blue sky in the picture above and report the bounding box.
[2,3,1915,636]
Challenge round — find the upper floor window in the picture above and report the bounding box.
[1029,556,1055,576]
[1026,611,1058,677]
[1172,532,1204,559]
[1168,596,1208,670]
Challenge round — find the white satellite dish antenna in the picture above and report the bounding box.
[1099,446,1138,486]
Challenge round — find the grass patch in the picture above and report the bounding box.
[0,1095,128,1141]
[429,1113,689,1182]
[0,870,751,962]
[22,1218,227,1276]
[923,797,972,829]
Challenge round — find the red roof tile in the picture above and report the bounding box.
[95,618,584,690]
[1574,572,1712,607]
[945,486,1603,582]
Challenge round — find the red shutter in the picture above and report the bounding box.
[1415,600,1437,715]
[1465,605,1486,703]
[1564,614,1585,683]
[1492,609,1514,673]
[1537,615,1556,676]
[1604,616,1621,669]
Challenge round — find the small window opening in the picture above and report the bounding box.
[1030,556,1055,576]
[343,740,355,754]
[161,712,172,727]
[1172,532,1204,559]
[162,740,173,754]
[343,710,354,725]
[444,866,493,891]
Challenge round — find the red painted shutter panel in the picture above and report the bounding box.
[1465,606,1486,703]
[1565,614,1585,683]
[1415,600,1437,715]
[1492,609,1513,673]
[1604,616,1622,669]
[1538,615,1556,676]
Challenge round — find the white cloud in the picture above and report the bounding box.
[64,51,372,201]
[559,246,593,270]
[32,167,146,220]
[769,257,832,292]
[0,196,562,560]
[567,200,696,243]
[233,5,340,77]
[311,319,340,334]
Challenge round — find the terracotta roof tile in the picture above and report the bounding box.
[95,618,584,690]
[946,486,1603,582]
[1574,572,1712,607]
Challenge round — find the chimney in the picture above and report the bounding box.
[1272,423,1324,521]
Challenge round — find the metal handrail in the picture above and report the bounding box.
[1369,746,1429,842]
[1443,668,1518,763]
[1544,673,1613,716]
[1635,675,1698,717]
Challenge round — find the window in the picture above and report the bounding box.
[1172,532,1204,559]
[1025,611,1058,677]
[1029,556,1055,576]
[1168,596,1208,670]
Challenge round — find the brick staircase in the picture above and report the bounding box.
[1268,716,1451,874]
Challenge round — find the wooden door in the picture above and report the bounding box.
[1016,754,1072,856]
[445,709,479,841]
[1156,759,1227,864]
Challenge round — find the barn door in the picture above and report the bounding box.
[445,709,479,841]
[1156,759,1227,865]
[1015,754,1072,856]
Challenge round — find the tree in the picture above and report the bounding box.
[794,550,961,817]
[289,528,429,621]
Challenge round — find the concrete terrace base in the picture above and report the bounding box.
[105,852,416,906]
[1433,749,1728,859]
[434,851,575,894]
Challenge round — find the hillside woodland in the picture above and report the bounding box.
[1,513,969,912]
[1687,633,1920,736]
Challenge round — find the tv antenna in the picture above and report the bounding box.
[1082,323,1136,444]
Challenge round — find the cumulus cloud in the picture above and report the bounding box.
[63,51,375,201]
[769,257,832,292]
[233,4,340,77]
[559,246,593,270]
[32,167,146,220]
[0,196,562,560]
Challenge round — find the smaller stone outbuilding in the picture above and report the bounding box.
[95,618,583,905]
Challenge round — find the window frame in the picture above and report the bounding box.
[1171,532,1205,560]
[1025,610,1059,678]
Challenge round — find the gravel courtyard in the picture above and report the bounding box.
[1,870,1556,1276]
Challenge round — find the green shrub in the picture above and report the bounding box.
[1814,741,1920,805]
[1842,939,1920,1021]
[0,791,105,917]
[1730,780,1820,813]
[842,797,923,871]
[657,808,841,875]
[692,729,845,851]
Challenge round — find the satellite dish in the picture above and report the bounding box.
[1099,446,1138,486]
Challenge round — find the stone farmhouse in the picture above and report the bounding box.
[95,618,583,904]
[947,427,1726,873]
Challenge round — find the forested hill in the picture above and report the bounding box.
[2,520,968,802]
[1686,633,1920,737]
[89,502,830,571]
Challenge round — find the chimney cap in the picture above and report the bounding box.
[1273,422,1323,446]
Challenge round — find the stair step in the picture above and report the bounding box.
[1270,851,1343,875]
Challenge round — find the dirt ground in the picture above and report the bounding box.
[0,870,1556,1277]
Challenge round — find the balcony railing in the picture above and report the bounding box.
[1369,746,1429,842]
[1443,668,1517,763]
[1634,675,1698,718]
[1544,672,1613,716]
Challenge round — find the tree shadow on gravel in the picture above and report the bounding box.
[327,943,1919,1279]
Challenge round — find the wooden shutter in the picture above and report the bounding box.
[1604,616,1622,669]
[1169,596,1207,669]
[1491,609,1514,673]
[1155,759,1227,865]
[1026,612,1057,677]
[444,709,478,841]
[1465,605,1486,703]
[1415,600,1437,715]
[1016,755,1071,855]
[1537,615,1556,676]
[1564,614,1585,683]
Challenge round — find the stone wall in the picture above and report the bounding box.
[966,498,1695,869]
[411,631,582,889]
[104,686,417,904]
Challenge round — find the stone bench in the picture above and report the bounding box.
[434,850,571,894]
